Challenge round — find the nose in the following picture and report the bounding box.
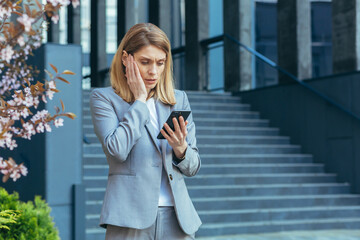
[148,63,157,75]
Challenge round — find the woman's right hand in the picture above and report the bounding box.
[126,54,147,102]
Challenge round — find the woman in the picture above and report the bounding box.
[90,23,202,240]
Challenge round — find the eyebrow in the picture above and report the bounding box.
[138,56,166,61]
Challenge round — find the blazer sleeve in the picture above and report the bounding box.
[90,89,150,162]
[172,91,201,177]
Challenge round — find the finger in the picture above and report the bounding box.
[128,55,136,83]
[164,123,174,136]
[185,120,188,126]
[133,59,143,82]
[125,55,130,79]
[173,117,181,133]
[160,129,171,142]
[179,116,186,135]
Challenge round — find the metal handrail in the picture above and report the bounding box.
[199,34,360,122]
[84,35,360,122]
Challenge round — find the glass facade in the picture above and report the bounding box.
[48,0,333,91]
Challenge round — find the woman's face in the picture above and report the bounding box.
[131,45,167,92]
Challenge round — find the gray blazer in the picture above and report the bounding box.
[90,87,202,235]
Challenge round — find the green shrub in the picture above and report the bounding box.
[0,188,60,240]
[0,210,19,230]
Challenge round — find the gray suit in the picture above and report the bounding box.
[90,87,202,235]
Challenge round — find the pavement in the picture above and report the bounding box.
[196,230,360,240]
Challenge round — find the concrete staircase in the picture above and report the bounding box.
[82,90,360,239]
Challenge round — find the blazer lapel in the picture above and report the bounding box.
[155,98,171,131]
[144,98,170,155]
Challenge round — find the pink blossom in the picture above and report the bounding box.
[1,45,14,63]
[46,90,54,100]
[54,118,64,128]
[72,0,80,8]
[17,14,35,32]
[7,100,15,106]
[0,6,12,20]
[36,122,44,133]
[24,87,31,94]
[10,170,21,182]
[59,0,71,6]
[6,139,17,150]
[48,80,56,89]
[45,123,52,132]
[21,108,30,118]
[42,95,47,103]
[19,165,28,176]
[17,36,25,47]
[10,110,20,120]
[51,15,59,24]
[0,158,6,168]
[24,95,34,107]
[48,0,59,7]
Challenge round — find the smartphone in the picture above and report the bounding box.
[157,110,191,139]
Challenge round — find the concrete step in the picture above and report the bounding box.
[83,143,302,155]
[191,119,270,127]
[82,115,270,128]
[82,110,261,121]
[193,110,260,119]
[196,217,360,236]
[84,206,360,229]
[82,163,324,176]
[192,194,360,211]
[84,134,289,145]
[85,227,106,240]
[190,102,251,111]
[185,173,337,186]
[198,206,360,223]
[197,135,289,144]
[196,126,279,136]
[82,125,280,135]
[198,144,302,154]
[84,183,350,200]
[197,163,324,175]
[82,173,337,189]
[82,102,252,114]
[187,183,350,198]
[84,195,360,216]
[185,91,232,96]
[82,153,314,165]
[187,95,242,104]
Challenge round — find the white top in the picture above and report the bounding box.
[146,98,174,206]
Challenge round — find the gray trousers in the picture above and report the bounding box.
[105,207,196,240]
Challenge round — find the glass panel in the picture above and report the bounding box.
[59,6,67,44]
[173,53,186,90]
[207,44,224,92]
[107,0,117,53]
[209,0,223,37]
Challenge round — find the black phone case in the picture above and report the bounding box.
[157,110,191,139]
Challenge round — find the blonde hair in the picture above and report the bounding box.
[110,23,176,105]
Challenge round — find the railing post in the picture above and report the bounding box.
[185,0,208,91]
[90,0,107,87]
[67,3,81,44]
[277,0,312,83]
[332,0,360,74]
[223,0,253,92]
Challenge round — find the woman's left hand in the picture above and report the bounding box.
[160,116,189,159]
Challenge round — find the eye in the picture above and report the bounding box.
[141,61,148,65]
[157,62,164,66]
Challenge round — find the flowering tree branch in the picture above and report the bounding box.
[0,0,79,182]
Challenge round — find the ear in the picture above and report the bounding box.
[122,50,128,67]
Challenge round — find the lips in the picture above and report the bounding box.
[145,79,157,84]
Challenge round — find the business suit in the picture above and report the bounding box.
[90,87,202,236]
